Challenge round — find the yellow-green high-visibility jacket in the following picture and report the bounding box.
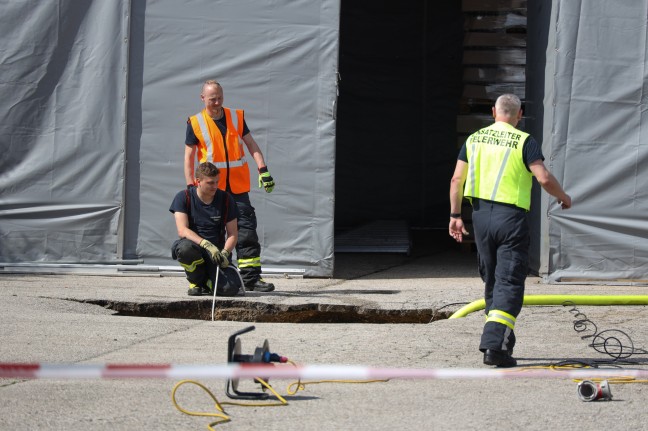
[464,121,532,210]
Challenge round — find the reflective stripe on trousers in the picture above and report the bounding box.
[231,192,262,285]
[179,258,205,273]
[238,256,261,268]
[486,309,516,330]
[472,199,528,353]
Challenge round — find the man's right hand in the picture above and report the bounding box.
[449,218,469,243]
[200,239,222,265]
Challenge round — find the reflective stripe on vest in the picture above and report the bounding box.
[191,108,250,193]
[193,109,244,164]
[489,148,513,201]
[195,113,215,163]
[464,122,532,210]
[486,309,516,330]
[212,159,247,169]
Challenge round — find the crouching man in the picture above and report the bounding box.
[169,162,240,296]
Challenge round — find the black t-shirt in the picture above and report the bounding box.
[169,187,238,248]
[185,112,250,146]
[458,135,544,170]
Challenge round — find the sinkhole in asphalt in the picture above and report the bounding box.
[82,298,451,324]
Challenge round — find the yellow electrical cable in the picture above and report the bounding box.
[512,364,648,385]
[171,380,231,430]
[171,378,288,430]
[285,360,389,395]
[171,360,389,429]
[574,376,648,384]
[286,377,390,395]
[241,378,289,407]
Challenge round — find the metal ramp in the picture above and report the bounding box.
[334,220,411,255]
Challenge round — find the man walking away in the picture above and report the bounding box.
[449,94,572,367]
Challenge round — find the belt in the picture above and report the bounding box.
[472,198,525,212]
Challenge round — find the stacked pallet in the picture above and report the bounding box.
[458,0,527,249]
[459,0,527,140]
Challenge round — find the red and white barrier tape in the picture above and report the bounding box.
[1,363,648,380]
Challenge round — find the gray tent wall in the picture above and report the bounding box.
[0,1,129,263]
[124,0,338,277]
[541,0,648,281]
[4,0,648,282]
[1,0,339,277]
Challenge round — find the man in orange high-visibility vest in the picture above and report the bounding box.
[184,80,276,293]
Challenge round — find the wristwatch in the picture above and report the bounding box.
[450,213,462,219]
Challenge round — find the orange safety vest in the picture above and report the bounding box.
[189,107,250,193]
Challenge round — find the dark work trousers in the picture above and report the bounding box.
[471,199,529,353]
[171,238,215,289]
[231,192,262,286]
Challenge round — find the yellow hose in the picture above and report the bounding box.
[448,295,648,319]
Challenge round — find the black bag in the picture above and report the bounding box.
[216,266,243,297]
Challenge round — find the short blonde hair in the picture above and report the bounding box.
[495,94,521,116]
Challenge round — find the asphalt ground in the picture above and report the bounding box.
[2,236,648,430]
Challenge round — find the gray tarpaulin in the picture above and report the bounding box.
[0,1,128,262]
[1,0,339,277]
[4,0,648,282]
[543,0,648,281]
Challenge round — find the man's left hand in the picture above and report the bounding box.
[218,249,231,269]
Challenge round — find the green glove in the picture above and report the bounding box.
[218,249,231,269]
[258,167,275,193]
[199,239,222,265]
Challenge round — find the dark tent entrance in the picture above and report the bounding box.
[335,1,465,253]
[334,1,532,257]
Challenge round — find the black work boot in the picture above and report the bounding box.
[187,283,203,296]
[187,280,213,296]
[483,349,517,368]
[245,278,275,292]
